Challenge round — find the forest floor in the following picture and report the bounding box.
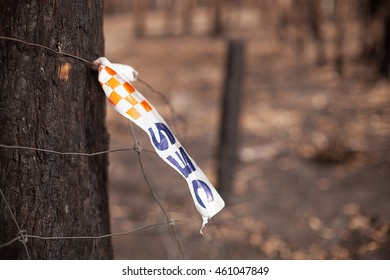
[103,10,390,259]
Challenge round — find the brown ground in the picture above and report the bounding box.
[103,10,390,259]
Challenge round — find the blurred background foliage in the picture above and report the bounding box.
[103,0,389,259]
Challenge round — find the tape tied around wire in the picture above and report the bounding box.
[94,57,225,233]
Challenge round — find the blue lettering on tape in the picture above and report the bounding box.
[167,147,196,178]
[148,123,176,151]
[192,180,214,208]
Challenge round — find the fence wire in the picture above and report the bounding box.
[0,35,193,260]
[0,133,189,259]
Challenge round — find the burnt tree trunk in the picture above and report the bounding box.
[212,0,223,36]
[379,1,390,79]
[164,0,175,36]
[134,0,146,38]
[309,0,326,65]
[293,0,306,63]
[334,0,348,76]
[382,16,390,79]
[0,0,112,259]
[361,0,390,79]
[182,0,195,35]
[217,39,245,195]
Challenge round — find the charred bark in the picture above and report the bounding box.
[0,0,112,259]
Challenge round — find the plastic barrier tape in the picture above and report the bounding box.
[94,57,225,231]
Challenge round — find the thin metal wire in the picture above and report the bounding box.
[0,236,20,249]
[0,35,187,136]
[0,187,31,259]
[128,121,170,218]
[0,35,190,260]
[128,120,186,259]
[0,35,95,67]
[137,77,173,110]
[0,218,195,247]
[137,77,188,135]
[0,143,156,156]
[0,136,187,258]
[168,220,187,259]
[26,222,168,240]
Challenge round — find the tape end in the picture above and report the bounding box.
[199,216,209,236]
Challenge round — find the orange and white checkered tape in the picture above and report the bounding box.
[95,57,225,232]
[98,64,153,121]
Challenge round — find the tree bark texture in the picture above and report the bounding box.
[0,0,112,259]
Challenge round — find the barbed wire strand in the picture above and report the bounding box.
[0,35,188,259]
